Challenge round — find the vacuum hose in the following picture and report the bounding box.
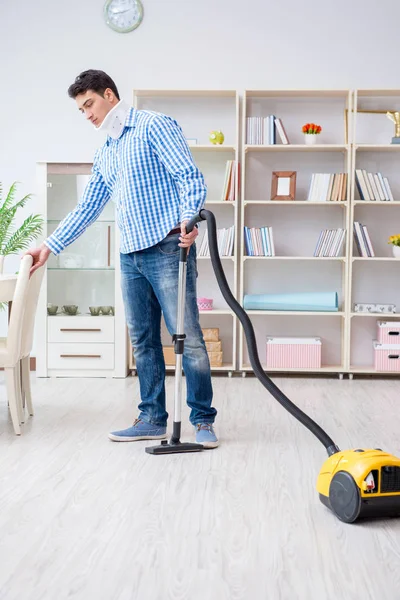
[186,209,340,457]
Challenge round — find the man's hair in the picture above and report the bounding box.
[67,69,120,100]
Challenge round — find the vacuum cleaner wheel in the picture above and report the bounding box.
[329,471,361,523]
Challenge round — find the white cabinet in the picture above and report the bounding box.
[36,162,128,378]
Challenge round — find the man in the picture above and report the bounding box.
[26,69,218,448]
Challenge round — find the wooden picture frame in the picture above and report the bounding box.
[271,171,296,201]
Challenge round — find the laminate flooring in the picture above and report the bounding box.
[0,372,400,600]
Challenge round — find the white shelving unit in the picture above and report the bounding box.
[348,89,400,375]
[131,90,240,376]
[35,91,400,379]
[239,90,353,376]
[36,162,128,378]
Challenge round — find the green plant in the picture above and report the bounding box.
[0,182,44,310]
[0,182,43,256]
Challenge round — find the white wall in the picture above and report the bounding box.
[0,0,398,336]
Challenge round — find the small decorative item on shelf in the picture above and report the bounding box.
[47,304,59,316]
[302,123,322,145]
[197,297,213,311]
[354,303,396,314]
[209,130,224,145]
[100,305,113,315]
[89,306,114,316]
[62,305,79,316]
[388,234,400,258]
[386,111,400,145]
[271,171,296,201]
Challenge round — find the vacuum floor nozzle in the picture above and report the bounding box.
[145,440,204,455]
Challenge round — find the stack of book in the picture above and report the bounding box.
[355,170,394,201]
[245,116,289,145]
[353,221,375,257]
[221,160,238,201]
[244,226,275,256]
[314,228,346,257]
[198,226,235,257]
[307,173,347,202]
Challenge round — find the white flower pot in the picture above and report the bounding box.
[392,245,400,258]
[304,134,318,145]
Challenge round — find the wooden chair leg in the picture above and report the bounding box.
[5,367,21,435]
[22,356,33,416]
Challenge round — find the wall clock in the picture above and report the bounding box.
[104,0,144,33]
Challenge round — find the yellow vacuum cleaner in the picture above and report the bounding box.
[147,209,400,524]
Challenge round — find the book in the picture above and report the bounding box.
[244,226,275,256]
[313,228,346,257]
[307,173,347,201]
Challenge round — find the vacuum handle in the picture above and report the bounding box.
[185,211,207,234]
[179,211,207,263]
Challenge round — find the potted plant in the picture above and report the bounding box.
[388,234,400,258]
[302,122,322,145]
[0,182,44,274]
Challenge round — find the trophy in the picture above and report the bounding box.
[386,111,400,144]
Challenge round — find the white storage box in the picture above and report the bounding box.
[266,337,322,369]
[373,341,400,371]
[377,321,400,345]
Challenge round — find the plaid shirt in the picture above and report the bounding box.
[44,107,207,255]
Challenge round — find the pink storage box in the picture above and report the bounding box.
[266,337,322,369]
[197,297,213,311]
[373,341,400,371]
[377,321,400,344]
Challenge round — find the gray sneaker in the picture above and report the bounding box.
[195,423,219,448]
[108,418,167,442]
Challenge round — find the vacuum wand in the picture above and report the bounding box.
[145,240,204,455]
[185,209,340,457]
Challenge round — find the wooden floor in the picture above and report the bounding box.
[1,372,400,599]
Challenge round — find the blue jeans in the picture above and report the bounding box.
[120,232,217,427]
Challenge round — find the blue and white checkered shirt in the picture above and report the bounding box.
[44,107,207,255]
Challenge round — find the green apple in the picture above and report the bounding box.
[209,130,225,145]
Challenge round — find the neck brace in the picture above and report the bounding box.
[95,99,130,139]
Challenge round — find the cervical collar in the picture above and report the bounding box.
[95,99,130,139]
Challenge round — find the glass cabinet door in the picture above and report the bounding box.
[46,172,116,317]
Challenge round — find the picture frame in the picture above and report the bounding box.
[344,108,397,144]
[271,171,296,201]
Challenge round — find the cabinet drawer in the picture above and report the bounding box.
[48,343,115,370]
[48,317,114,343]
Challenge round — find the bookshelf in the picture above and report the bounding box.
[239,89,352,376]
[118,88,400,379]
[130,89,240,375]
[348,89,400,375]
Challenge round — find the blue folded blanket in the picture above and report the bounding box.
[243,292,338,312]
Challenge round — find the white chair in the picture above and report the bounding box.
[0,255,33,434]
[19,263,45,421]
